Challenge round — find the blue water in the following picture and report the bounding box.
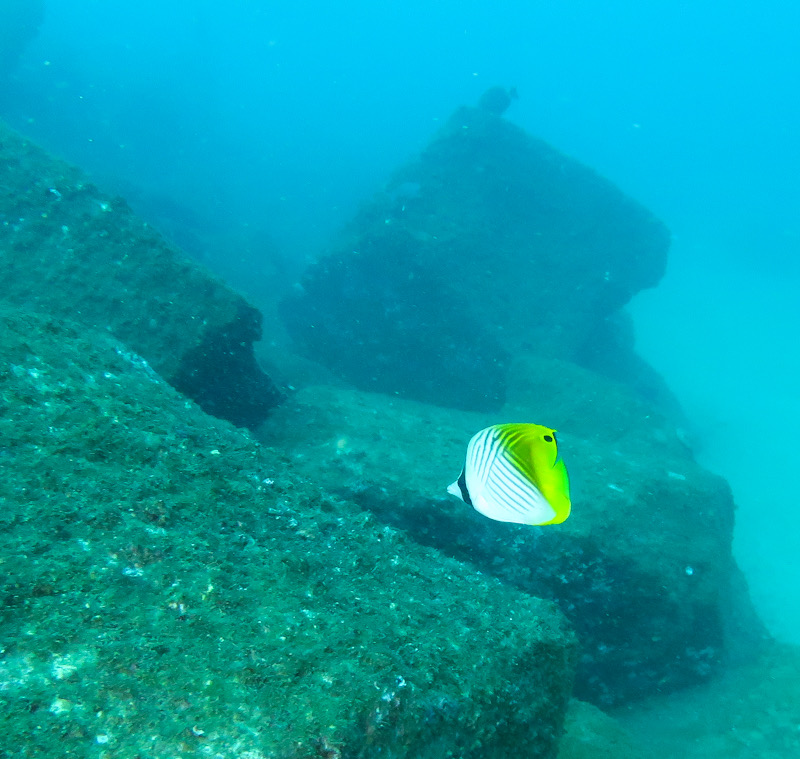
[4,0,798,643]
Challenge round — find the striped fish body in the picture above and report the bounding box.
[448,423,571,526]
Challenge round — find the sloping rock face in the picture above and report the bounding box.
[281,105,669,411]
[0,121,280,428]
[0,306,576,758]
[258,362,740,706]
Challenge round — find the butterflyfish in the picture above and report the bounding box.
[448,423,571,525]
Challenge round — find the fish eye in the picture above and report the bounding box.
[543,434,554,443]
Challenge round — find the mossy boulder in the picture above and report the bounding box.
[0,306,576,758]
[0,120,280,429]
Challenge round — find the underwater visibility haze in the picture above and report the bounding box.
[1,0,799,756]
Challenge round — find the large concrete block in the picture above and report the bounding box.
[0,306,576,758]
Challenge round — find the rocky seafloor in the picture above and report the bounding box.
[1,105,797,758]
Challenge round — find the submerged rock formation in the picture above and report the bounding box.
[258,364,745,706]
[0,305,577,757]
[0,121,280,428]
[281,101,669,412]
[281,227,510,410]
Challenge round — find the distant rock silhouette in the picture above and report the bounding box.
[0,0,44,77]
[282,100,669,412]
[477,85,518,115]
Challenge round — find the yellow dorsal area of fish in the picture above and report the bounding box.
[494,423,571,524]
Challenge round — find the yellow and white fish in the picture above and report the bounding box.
[448,423,571,525]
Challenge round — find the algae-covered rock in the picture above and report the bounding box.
[257,363,737,705]
[0,306,576,758]
[0,120,280,428]
[281,103,669,411]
